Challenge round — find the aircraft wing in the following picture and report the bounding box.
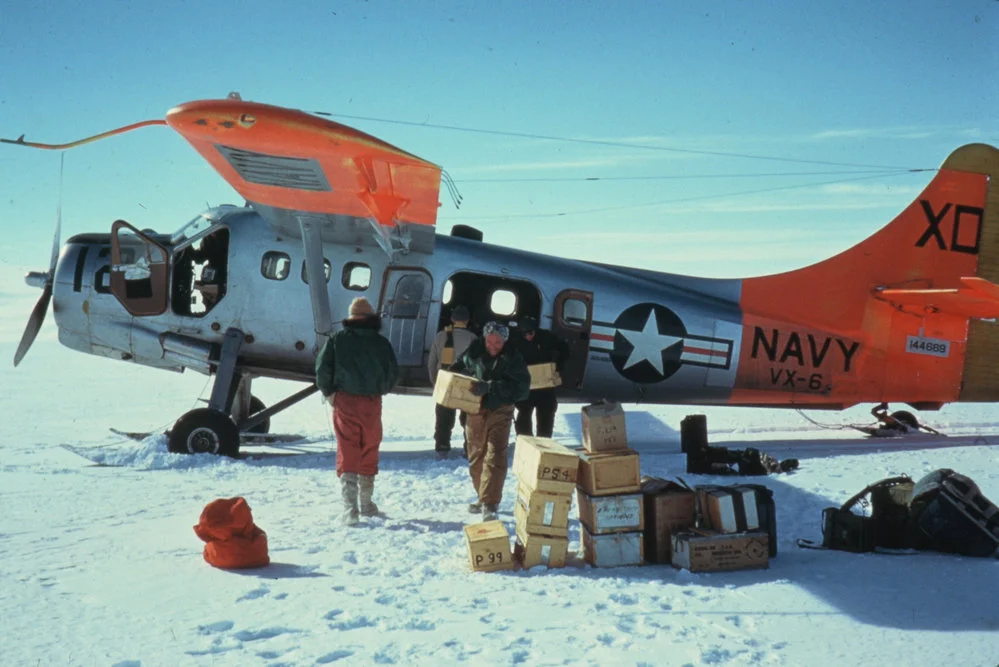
[875,276,999,319]
[165,98,442,254]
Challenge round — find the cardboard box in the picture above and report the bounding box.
[577,490,644,535]
[528,362,562,390]
[581,402,628,452]
[433,370,482,414]
[642,479,697,564]
[514,482,573,538]
[513,532,569,569]
[464,521,514,572]
[577,449,641,496]
[671,530,769,572]
[512,435,580,494]
[697,486,761,534]
[581,527,644,567]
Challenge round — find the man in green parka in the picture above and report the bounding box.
[316,297,400,526]
[449,320,531,521]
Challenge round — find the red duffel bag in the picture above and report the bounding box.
[193,497,270,569]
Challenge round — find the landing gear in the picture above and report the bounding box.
[862,403,940,437]
[246,395,270,434]
[888,409,920,431]
[167,408,240,457]
[165,326,319,456]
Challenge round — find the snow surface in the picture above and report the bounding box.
[3,268,999,667]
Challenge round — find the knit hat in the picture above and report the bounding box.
[450,305,470,323]
[518,315,538,333]
[348,297,375,319]
[483,321,509,341]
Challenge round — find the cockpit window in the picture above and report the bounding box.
[172,229,230,317]
[170,205,241,245]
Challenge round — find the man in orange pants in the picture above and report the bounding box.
[316,297,400,526]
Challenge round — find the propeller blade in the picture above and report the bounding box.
[48,155,64,273]
[13,283,53,367]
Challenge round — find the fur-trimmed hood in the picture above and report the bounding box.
[342,315,382,331]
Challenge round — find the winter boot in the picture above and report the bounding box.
[358,474,383,517]
[340,472,360,526]
[482,504,499,522]
[468,501,482,514]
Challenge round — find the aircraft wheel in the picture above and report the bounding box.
[890,410,920,431]
[247,395,271,434]
[168,408,240,457]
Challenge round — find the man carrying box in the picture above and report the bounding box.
[427,305,477,459]
[450,321,531,521]
[513,315,569,438]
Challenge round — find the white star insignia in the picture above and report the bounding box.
[618,310,684,375]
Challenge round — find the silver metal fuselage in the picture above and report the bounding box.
[50,206,747,405]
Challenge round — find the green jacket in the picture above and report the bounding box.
[450,338,531,410]
[315,318,400,397]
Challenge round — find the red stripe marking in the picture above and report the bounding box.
[592,333,615,342]
[683,345,727,358]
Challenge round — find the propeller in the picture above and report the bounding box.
[13,157,63,367]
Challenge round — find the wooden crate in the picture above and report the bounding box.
[671,530,769,572]
[581,402,628,453]
[433,370,482,414]
[697,486,762,534]
[581,527,644,567]
[642,480,697,564]
[576,490,644,535]
[512,435,580,494]
[464,521,513,572]
[513,531,569,569]
[528,362,562,390]
[577,449,641,496]
[514,482,572,538]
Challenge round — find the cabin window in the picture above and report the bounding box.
[301,258,332,284]
[561,298,589,328]
[490,289,517,317]
[261,252,291,280]
[442,279,454,305]
[342,262,371,291]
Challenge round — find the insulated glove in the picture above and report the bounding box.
[470,381,490,397]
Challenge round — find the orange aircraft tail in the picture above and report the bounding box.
[733,143,999,408]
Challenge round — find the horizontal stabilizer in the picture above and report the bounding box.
[875,277,999,319]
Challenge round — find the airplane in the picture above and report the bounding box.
[5,95,999,457]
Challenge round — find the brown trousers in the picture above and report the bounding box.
[465,404,515,505]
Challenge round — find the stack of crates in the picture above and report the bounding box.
[577,402,645,567]
[511,435,580,569]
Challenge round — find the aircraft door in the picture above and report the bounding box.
[110,220,170,316]
[552,289,593,390]
[381,269,432,366]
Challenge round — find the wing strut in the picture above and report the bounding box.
[298,217,335,349]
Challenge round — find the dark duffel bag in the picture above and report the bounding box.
[801,476,914,553]
[910,469,999,558]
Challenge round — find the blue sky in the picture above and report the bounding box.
[1,0,996,277]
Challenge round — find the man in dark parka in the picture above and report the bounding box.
[316,297,400,526]
[450,320,531,521]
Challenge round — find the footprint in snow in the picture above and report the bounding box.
[317,649,355,663]
[237,586,270,601]
[197,620,235,635]
[233,626,296,642]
